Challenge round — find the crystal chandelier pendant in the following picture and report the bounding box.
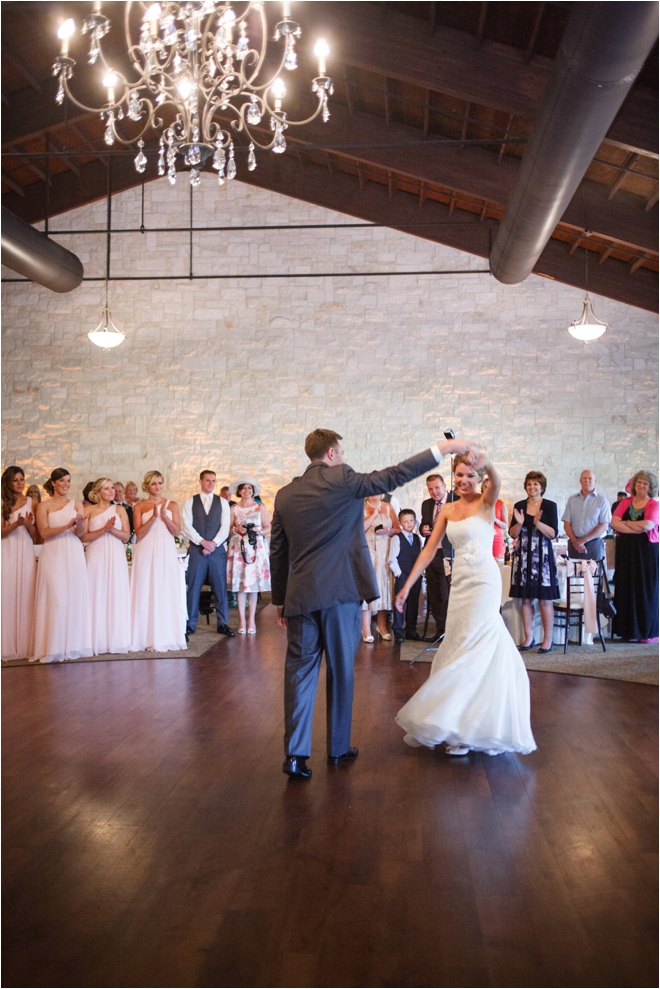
[104,112,116,146]
[272,126,286,153]
[128,92,142,120]
[55,76,65,104]
[134,140,148,174]
[247,143,257,171]
[227,142,236,179]
[157,139,165,176]
[189,168,201,187]
[247,97,261,125]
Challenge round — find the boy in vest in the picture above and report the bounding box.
[388,509,423,644]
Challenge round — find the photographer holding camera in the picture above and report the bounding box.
[227,477,272,634]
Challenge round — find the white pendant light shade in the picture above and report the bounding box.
[568,295,608,341]
[88,306,126,349]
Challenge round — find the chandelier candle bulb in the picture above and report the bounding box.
[57,18,75,55]
[314,39,329,75]
[283,2,291,17]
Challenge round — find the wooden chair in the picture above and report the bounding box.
[554,561,607,653]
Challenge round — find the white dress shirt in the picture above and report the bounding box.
[388,531,415,578]
[182,492,230,548]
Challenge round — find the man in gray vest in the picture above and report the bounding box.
[270,429,482,780]
[182,470,234,638]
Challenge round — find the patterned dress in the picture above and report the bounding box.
[227,505,271,592]
[509,499,560,601]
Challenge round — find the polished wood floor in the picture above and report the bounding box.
[3,606,658,988]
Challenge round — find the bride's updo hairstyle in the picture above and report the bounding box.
[89,478,113,505]
[452,454,486,482]
[44,467,70,497]
[142,470,164,494]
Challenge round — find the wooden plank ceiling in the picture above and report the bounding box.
[2,1,658,311]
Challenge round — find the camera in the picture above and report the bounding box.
[244,522,259,547]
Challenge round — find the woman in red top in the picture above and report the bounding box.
[482,476,508,561]
[611,470,658,643]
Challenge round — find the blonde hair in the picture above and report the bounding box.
[89,477,114,505]
[630,470,658,498]
[142,470,164,494]
[125,480,138,493]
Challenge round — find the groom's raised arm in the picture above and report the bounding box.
[344,437,483,500]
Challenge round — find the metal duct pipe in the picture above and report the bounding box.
[1,206,83,293]
[490,2,659,286]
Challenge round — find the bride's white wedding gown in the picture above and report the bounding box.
[396,515,536,755]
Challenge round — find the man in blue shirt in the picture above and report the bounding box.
[562,470,612,561]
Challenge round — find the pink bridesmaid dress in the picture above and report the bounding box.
[86,506,131,655]
[1,497,37,660]
[129,501,187,653]
[31,500,93,663]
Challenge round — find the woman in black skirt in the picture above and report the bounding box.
[509,470,559,654]
[611,470,659,643]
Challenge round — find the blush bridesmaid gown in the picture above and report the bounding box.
[1,497,37,660]
[129,502,187,653]
[86,506,131,655]
[31,500,93,663]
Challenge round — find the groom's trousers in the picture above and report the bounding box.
[284,601,362,758]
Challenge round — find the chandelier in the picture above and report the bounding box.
[53,2,332,188]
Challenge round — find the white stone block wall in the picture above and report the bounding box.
[2,173,657,519]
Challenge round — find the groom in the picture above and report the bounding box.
[270,429,481,779]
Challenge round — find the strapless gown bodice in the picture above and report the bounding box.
[396,514,536,755]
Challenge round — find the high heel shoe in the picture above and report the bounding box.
[518,641,537,652]
[237,628,247,635]
[247,627,257,635]
[377,628,392,641]
[362,633,375,643]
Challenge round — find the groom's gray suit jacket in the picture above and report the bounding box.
[270,449,440,618]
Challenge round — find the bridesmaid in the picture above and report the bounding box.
[82,477,131,656]
[1,466,37,660]
[32,467,92,663]
[130,470,187,652]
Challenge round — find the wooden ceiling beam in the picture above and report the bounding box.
[608,152,639,201]
[526,4,546,63]
[630,254,649,274]
[645,189,659,212]
[476,4,488,49]
[1,170,25,197]
[599,246,614,265]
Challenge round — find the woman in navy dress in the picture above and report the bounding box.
[509,470,559,654]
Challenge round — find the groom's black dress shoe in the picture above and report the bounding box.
[217,624,236,637]
[405,631,423,641]
[394,634,405,644]
[282,756,312,779]
[186,626,196,636]
[327,746,359,766]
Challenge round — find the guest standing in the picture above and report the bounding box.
[509,471,559,654]
[83,478,131,656]
[1,466,37,660]
[124,480,139,537]
[419,474,450,638]
[113,481,134,537]
[562,470,611,561]
[611,470,659,643]
[482,476,508,561]
[130,471,187,653]
[182,469,234,638]
[361,495,399,641]
[389,509,423,644]
[227,478,271,634]
[32,468,92,663]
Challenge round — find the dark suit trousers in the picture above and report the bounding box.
[186,544,229,631]
[284,602,362,758]
[392,573,422,635]
[425,556,449,633]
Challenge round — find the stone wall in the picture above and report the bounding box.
[2,173,657,516]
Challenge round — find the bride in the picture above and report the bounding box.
[395,454,536,757]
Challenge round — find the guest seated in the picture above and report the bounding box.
[610,470,659,643]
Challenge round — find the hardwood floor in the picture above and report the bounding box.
[3,606,657,988]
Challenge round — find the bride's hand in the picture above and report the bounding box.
[394,589,408,613]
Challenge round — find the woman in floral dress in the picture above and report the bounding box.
[227,478,271,634]
[508,470,559,654]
